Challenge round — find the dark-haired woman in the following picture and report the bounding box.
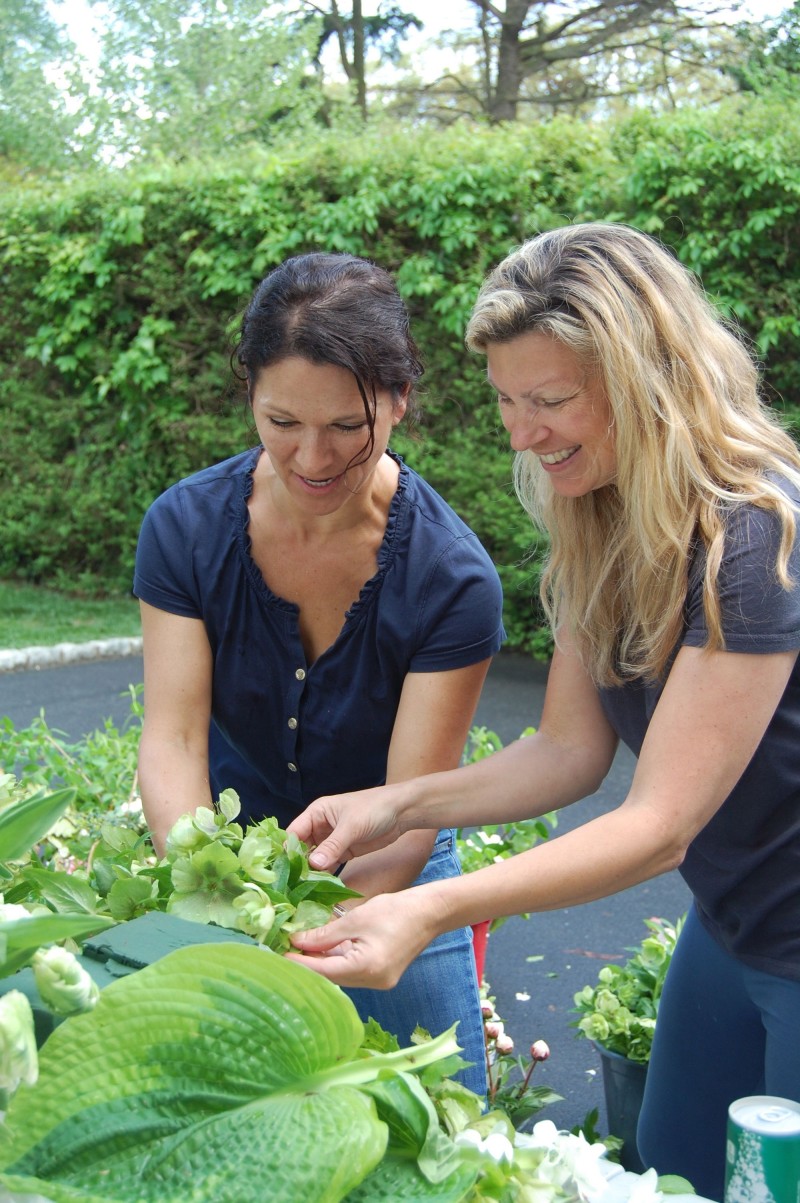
[133,252,504,1094]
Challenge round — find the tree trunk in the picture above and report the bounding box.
[487,0,529,123]
[352,0,367,119]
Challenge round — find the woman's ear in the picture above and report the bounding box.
[392,384,410,426]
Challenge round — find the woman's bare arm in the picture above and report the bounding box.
[288,643,797,988]
[137,601,214,856]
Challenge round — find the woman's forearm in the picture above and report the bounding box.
[339,831,437,902]
[413,800,681,935]
[138,731,213,856]
[400,727,610,833]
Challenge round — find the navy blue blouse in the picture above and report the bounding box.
[134,448,505,828]
[599,479,800,979]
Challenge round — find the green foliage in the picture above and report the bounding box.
[0,777,116,980]
[572,915,684,1064]
[618,97,800,403]
[0,0,93,175]
[1,105,799,653]
[0,688,144,854]
[458,728,557,932]
[0,120,608,649]
[727,3,800,98]
[0,943,480,1202]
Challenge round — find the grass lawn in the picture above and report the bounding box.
[0,580,141,649]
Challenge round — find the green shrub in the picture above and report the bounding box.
[1,105,798,650]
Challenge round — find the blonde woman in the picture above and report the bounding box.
[288,224,800,1198]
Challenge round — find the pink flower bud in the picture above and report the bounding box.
[484,1021,503,1040]
[530,1039,550,1062]
[495,1033,514,1054]
[480,1000,495,1018]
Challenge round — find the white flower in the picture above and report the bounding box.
[0,991,38,1096]
[596,1167,663,1203]
[455,1126,514,1164]
[0,899,32,922]
[514,1121,608,1198]
[33,946,100,1016]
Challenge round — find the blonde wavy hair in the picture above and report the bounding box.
[466,222,800,686]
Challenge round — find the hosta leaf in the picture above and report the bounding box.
[0,914,116,977]
[0,789,76,863]
[0,944,388,1202]
[344,1153,478,1202]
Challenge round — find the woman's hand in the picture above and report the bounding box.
[286,889,435,989]
[287,783,411,872]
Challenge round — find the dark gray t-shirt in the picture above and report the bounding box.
[599,479,800,980]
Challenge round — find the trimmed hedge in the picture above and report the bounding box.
[2,100,799,653]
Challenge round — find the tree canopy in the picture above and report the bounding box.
[1,0,798,174]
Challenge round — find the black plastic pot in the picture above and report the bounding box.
[596,1044,648,1173]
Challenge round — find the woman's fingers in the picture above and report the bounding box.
[287,895,420,989]
[287,791,403,870]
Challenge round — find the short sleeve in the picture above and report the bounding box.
[683,494,800,654]
[407,534,505,672]
[133,487,202,619]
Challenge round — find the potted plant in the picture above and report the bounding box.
[457,726,557,982]
[572,915,684,1172]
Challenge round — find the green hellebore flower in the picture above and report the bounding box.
[0,990,38,1096]
[232,884,276,941]
[238,830,280,884]
[168,841,244,928]
[639,937,668,969]
[282,899,330,933]
[216,789,242,823]
[33,945,100,1016]
[165,813,211,856]
[593,988,622,1016]
[577,1013,610,1043]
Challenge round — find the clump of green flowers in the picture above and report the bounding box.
[572,915,684,1064]
[159,789,360,951]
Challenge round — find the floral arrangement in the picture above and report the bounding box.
[4,782,359,952]
[572,916,684,1064]
[0,775,697,1202]
[1,937,692,1202]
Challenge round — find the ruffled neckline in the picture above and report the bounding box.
[236,446,409,629]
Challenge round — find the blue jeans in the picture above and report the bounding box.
[344,829,487,1098]
[637,904,800,1202]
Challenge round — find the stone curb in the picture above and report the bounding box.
[0,636,143,674]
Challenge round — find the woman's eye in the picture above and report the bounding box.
[268,418,295,429]
[334,423,367,433]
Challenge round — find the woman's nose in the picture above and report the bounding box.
[504,410,548,453]
[296,429,333,468]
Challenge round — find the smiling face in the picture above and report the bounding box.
[251,356,406,512]
[487,330,617,497]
